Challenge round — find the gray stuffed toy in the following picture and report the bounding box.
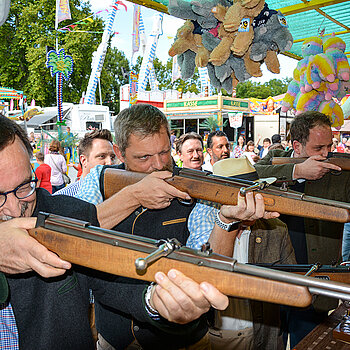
[250,11,293,73]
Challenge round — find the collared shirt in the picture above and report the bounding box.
[187,202,218,249]
[54,180,81,197]
[75,165,104,205]
[202,161,213,173]
[0,303,19,349]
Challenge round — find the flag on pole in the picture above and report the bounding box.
[132,5,141,58]
[56,0,72,29]
[171,55,181,82]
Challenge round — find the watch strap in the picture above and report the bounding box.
[215,211,241,232]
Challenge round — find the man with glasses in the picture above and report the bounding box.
[0,114,229,349]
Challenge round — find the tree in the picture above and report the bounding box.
[0,0,104,107]
[235,78,292,99]
[100,46,130,114]
[132,56,200,94]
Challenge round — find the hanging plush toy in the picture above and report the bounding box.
[281,36,323,112]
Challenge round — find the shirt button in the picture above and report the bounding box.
[134,325,139,332]
[256,237,262,244]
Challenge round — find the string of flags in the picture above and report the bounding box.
[57,2,125,34]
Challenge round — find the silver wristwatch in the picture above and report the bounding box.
[215,211,241,232]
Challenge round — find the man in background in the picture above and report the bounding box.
[176,132,204,170]
[203,131,230,172]
[55,129,116,197]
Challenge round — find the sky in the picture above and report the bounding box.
[87,0,296,84]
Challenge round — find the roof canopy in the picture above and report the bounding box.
[0,87,23,99]
[130,0,350,59]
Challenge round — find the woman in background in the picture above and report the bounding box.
[45,140,67,193]
[232,135,245,158]
[243,140,260,165]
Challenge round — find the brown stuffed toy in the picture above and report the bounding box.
[223,0,265,56]
[168,20,210,67]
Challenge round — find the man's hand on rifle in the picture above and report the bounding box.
[130,171,191,209]
[293,155,341,180]
[219,191,280,223]
[150,268,228,324]
[0,218,71,277]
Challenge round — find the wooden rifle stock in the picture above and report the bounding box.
[27,213,315,307]
[27,213,350,308]
[103,167,350,223]
[272,152,350,171]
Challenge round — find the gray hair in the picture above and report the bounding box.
[114,104,170,156]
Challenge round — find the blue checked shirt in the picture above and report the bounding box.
[0,303,19,349]
[76,165,104,205]
[54,180,81,197]
[186,202,220,250]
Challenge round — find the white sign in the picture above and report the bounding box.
[229,112,243,128]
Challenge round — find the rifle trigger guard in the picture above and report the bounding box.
[135,239,180,271]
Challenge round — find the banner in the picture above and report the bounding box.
[132,5,141,57]
[171,55,181,82]
[56,0,71,29]
[129,71,138,106]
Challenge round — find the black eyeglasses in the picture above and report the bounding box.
[0,179,38,208]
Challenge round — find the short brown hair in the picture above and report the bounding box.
[291,111,331,145]
[78,129,113,157]
[114,104,169,156]
[35,152,45,162]
[175,132,203,154]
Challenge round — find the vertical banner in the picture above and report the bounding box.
[138,13,163,92]
[198,67,211,96]
[129,71,138,106]
[56,0,72,29]
[171,55,181,82]
[132,5,141,59]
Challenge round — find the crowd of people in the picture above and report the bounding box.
[0,105,349,350]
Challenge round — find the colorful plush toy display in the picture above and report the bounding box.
[168,0,293,94]
[282,34,350,128]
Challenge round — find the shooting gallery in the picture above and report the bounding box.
[163,94,250,140]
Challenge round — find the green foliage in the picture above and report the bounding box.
[0,0,103,106]
[199,116,227,132]
[235,78,292,99]
[100,46,130,114]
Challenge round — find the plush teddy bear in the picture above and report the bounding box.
[300,36,350,101]
[250,10,293,74]
[323,35,350,82]
[168,20,210,67]
[223,0,265,56]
